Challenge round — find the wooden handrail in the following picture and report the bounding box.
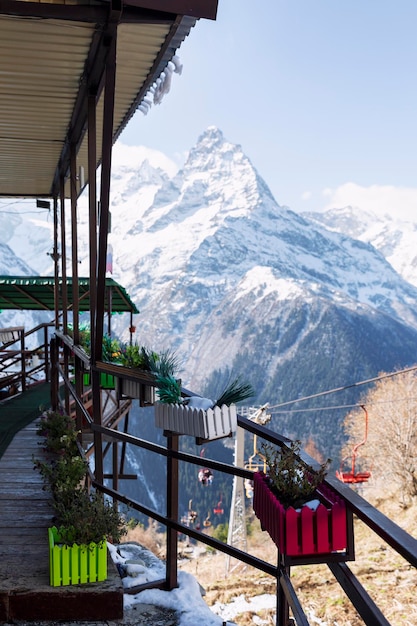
[46,332,417,625]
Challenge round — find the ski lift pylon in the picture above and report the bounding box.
[336,405,372,484]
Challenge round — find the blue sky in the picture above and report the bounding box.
[119,0,417,218]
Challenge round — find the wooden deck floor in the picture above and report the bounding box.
[0,420,123,622]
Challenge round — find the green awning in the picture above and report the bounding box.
[0,276,139,314]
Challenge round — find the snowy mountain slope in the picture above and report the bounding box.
[0,202,54,275]
[303,206,417,289]
[1,129,417,459]
[104,128,417,344]
[0,243,53,341]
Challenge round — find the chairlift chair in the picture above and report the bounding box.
[244,433,268,473]
[198,448,213,486]
[213,494,224,515]
[336,405,372,484]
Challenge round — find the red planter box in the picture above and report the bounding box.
[253,471,350,562]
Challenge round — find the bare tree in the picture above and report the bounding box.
[341,370,417,505]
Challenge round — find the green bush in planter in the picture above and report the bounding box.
[36,410,79,456]
[34,453,88,509]
[49,525,107,587]
[53,489,126,546]
[34,409,126,570]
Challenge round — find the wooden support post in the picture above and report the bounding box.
[277,561,290,626]
[59,176,68,333]
[93,26,118,486]
[94,30,117,361]
[112,425,118,494]
[120,411,129,475]
[20,328,26,393]
[50,336,59,411]
[44,324,50,383]
[59,175,70,413]
[166,433,179,590]
[70,141,83,433]
[88,89,97,359]
[70,141,80,344]
[53,195,60,329]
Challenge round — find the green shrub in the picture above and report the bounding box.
[34,410,126,546]
[212,522,229,543]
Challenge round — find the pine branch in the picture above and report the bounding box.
[215,376,254,407]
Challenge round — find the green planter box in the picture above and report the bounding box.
[83,372,116,390]
[48,526,107,586]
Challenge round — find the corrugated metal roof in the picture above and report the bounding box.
[0,14,93,197]
[0,276,139,313]
[0,1,217,199]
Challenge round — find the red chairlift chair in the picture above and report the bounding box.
[336,405,372,484]
[213,494,224,515]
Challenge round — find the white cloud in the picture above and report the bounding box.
[321,187,333,198]
[320,182,417,220]
[113,141,178,177]
[301,190,312,201]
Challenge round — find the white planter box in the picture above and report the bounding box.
[116,378,155,406]
[154,402,237,440]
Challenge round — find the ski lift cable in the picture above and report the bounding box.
[266,364,417,411]
[268,403,360,414]
[267,394,417,416]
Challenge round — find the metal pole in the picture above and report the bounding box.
[53,195,60,329]
[166,433,179,589]
[59,176,68,333]
[88,89,97,362]
[277,561,290,626]
[94,30,117,361]
[70,141,83,432]
[93,25,118,485]
[50,337,59,411]
[20,328,26,392]
[44,324,50,383]
[70,141,80,344]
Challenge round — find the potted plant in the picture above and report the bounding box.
[67,324,119,389]
[116,345,179,405]
[252,441,351,563]
[81,332,121,389]
[34,410,126,586]
[154,375,254,441]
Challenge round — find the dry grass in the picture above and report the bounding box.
[125,517,166,558]
[125,495,417,625]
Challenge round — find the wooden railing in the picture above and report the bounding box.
[50,333,417,626]
[0,323,53,396]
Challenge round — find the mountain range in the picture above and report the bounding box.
[1,127,417,468]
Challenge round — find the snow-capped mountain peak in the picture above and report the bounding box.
[2,130,417,460]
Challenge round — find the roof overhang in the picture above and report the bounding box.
[0,276,139,313]
[0,0,218,198]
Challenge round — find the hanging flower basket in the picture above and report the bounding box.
[48,526,107,587]
[253,471,350,563]
[154,402,237,440]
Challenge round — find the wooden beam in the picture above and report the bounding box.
[124,0,218,20]
[0,0,108,22]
